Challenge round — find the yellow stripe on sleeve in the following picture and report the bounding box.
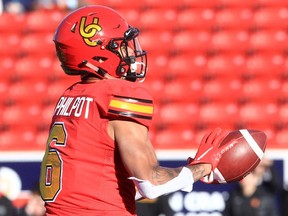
[109,99,153,114]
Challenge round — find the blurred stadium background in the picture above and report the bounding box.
[0,0,288,215]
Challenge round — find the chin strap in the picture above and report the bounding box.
[82,60,115,79]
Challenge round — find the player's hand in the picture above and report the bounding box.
[188,128,233,171]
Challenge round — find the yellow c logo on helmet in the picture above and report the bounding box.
[79,17,102,46]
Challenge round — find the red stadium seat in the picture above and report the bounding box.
[245,53,285,78]
[143,0,181,8]
[95,0,142,9]
[157,103,199,127]
[202,78,242,103]
[0,33,21,57]
[198,103,239,126]
[52,58,66,79]
[210,30,250,54]
[20,33,55,56]
[172,30,212,53]
[0,57,16,81]
[139,30,173,53]
[25,10,67,32]
[0,12,26,33]
[154,128,196,149]
[0,81,9,105]
[139,9,178,30]
[256,0,288,7]
[250,30,288,53]
[14,56,54,81]
[1,104,42,128]
[8,80,48,104]
[280,80,288,103]
[0,130,34,150]
[40,104,55,130]
[206,54,246,78]
[215,8,253,30]
[176,8,216,30]
[0,127,46,150]
[34,130,49,150]
[144,53,170,80]
[180,0,219,8]
[274,130,288,148]
[116,8,141,27]
[254,7,288,29]
[167,54,207,79]
[239,102,278,124]
[217,0,256,7]
[241,78,282,103]
[278,104,288,124]
[163,78,204,103]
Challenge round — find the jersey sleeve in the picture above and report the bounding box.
[98,80,154,129]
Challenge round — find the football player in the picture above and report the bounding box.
[39,5,232,216]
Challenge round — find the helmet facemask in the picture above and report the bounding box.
[108,27,147,82]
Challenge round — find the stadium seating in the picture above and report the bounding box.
[0,33,21,57]
[214,7,254,30]
[20,33,55,56]
[7,80,48,105]
[245,53,286,78]
[139,30,173,53]
[0,57,16,81]
[253,7,288,29]
[250,30,288,53]
[0,1,287,150]
[176,8,216,30]
[210,30,250,54]
[172,30,212,54]
[144,52,170,80]
[241,78,282,103]
[163,78,204,103]
[256,0,288,7]
[142,0,181,9]
[25,10,67,32]
[206,54,246,78]
[14,56,55,81]
[138,9,178,31]
[156,103,199,128]
[202,77,243,103]
[0,12,26,33]
[198,102,240,128]
[167,54,207,79]
[239,102,279,125]
[154,128,196,149]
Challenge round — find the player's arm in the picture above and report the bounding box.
[108,120,213,199]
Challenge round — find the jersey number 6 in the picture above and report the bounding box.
[40,122,67,202]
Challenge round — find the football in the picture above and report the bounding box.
[212,129,267,184]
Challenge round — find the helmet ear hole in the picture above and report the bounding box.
[92,56,108,62]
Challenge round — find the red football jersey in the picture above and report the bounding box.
[39,79,154,216]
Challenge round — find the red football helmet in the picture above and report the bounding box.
[54,5,147,82]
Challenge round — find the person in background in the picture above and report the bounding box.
[223,157,280,216]
[0,192,17,216]
[18,185,45,216]
[281,185,288,216]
